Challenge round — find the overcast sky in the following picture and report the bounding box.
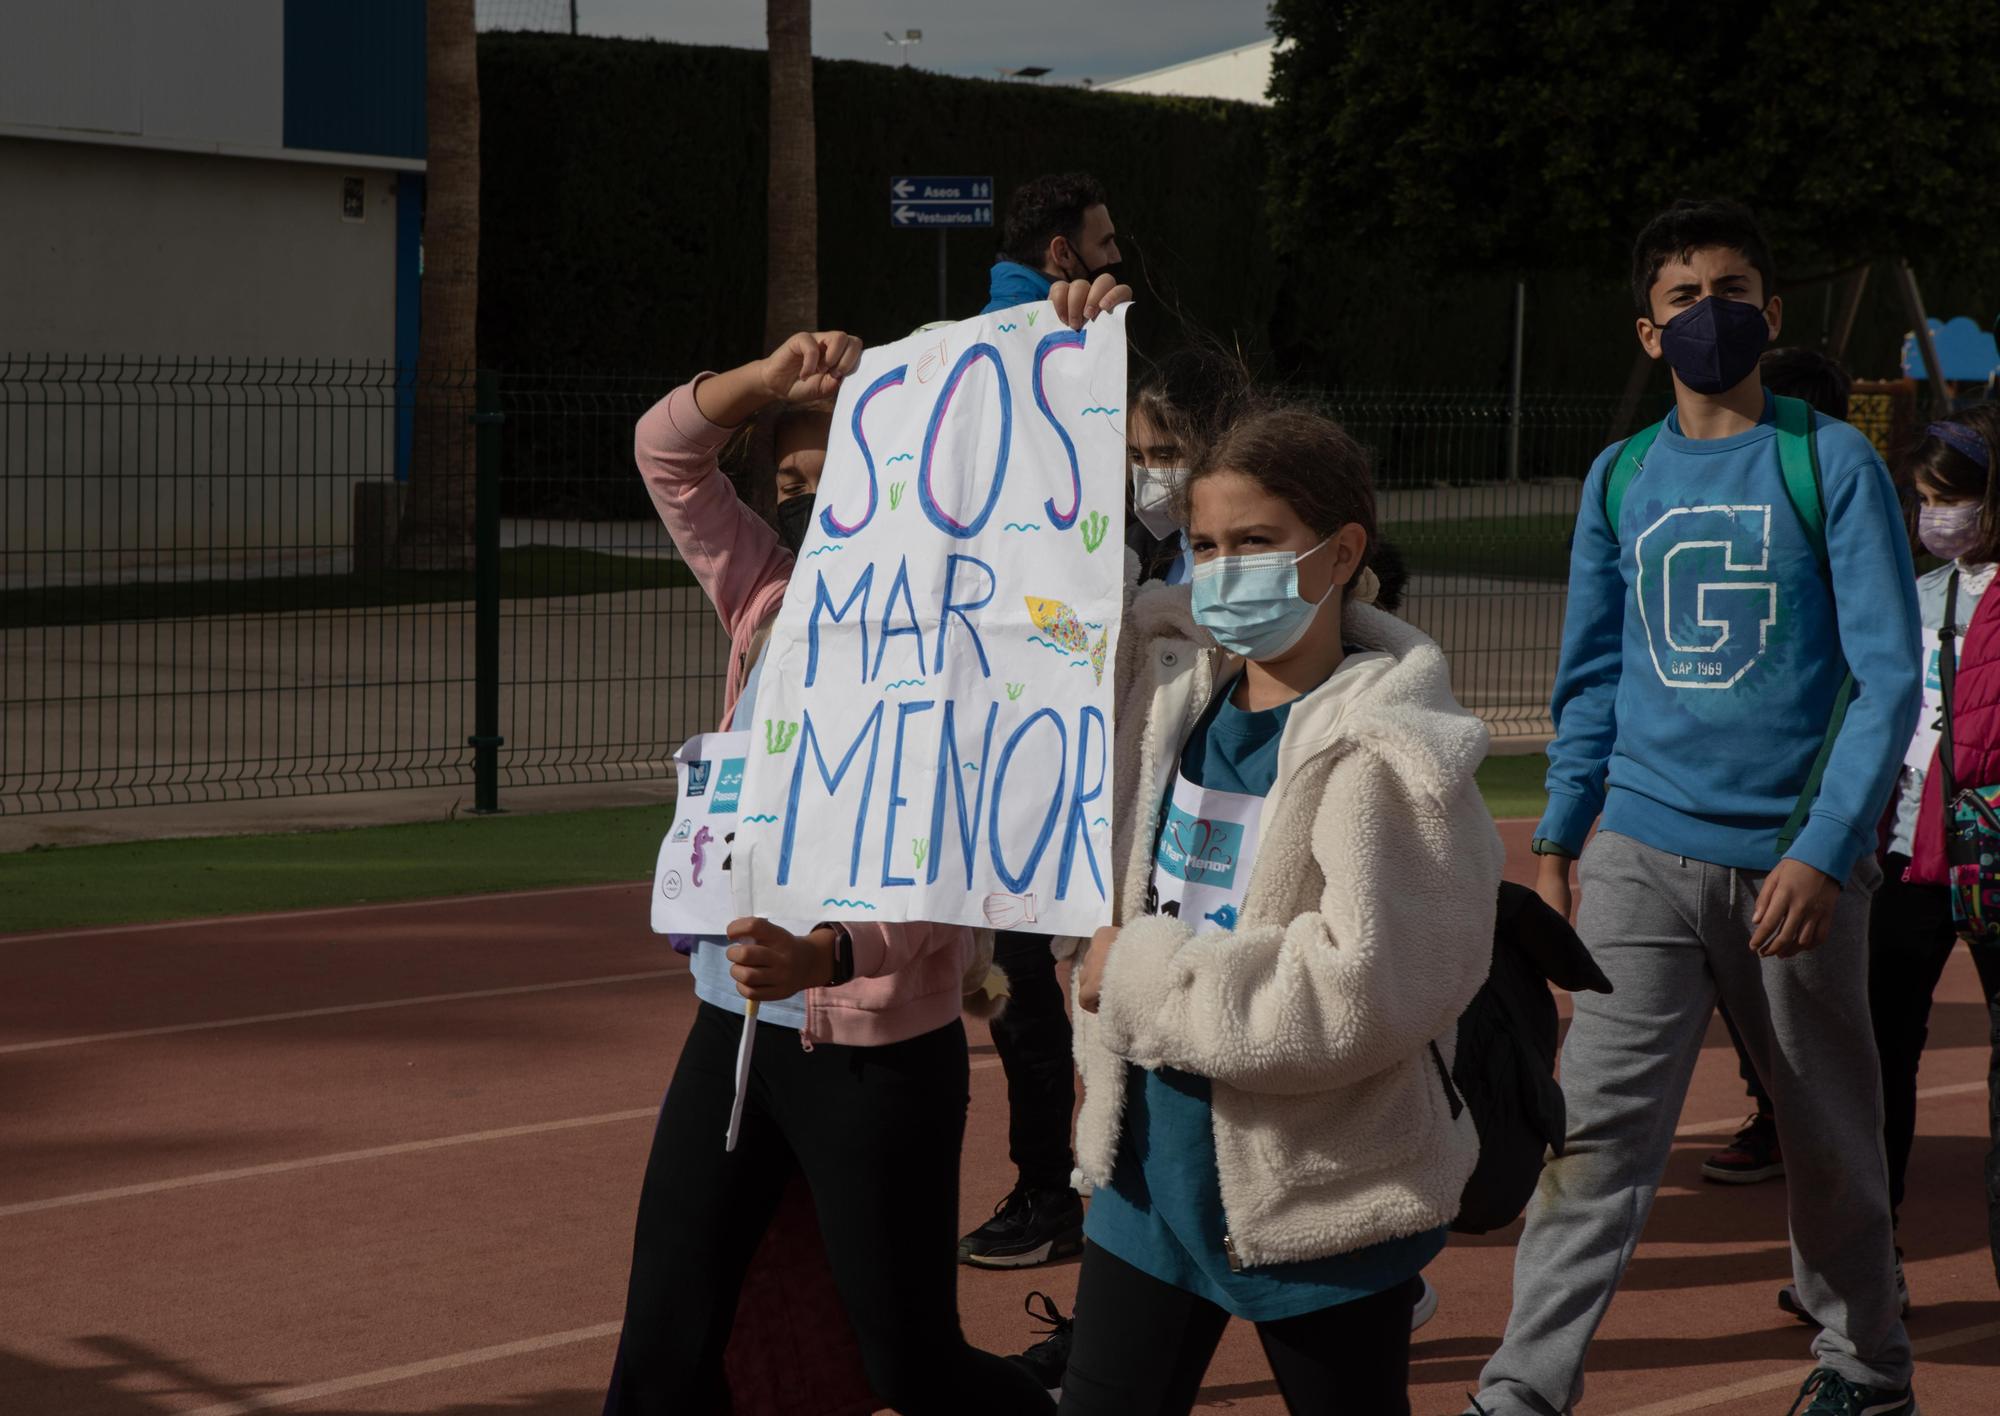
[478,0,1274,86]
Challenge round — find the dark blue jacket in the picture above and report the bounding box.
[982,259,1057,315]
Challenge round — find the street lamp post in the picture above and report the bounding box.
[883,29,922,66]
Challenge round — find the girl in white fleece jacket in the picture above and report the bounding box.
[1063,399,1504,1415]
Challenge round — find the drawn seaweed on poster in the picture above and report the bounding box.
[764,720,800,754]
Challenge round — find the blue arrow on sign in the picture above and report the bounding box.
[891,202,994,228]
[890,175,994,204]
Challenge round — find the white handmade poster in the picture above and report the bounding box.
[734,303,1128,937]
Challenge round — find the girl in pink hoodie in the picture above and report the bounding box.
[602,330,1054,1416]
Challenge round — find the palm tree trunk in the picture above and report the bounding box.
[764,0,817,348]
[400,0,482,569]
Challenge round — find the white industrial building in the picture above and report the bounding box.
[1098,37,1280,105]
[0,2,428,580]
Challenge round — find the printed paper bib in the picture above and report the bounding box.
[1146,769,1264,934]
[652,731,751,940]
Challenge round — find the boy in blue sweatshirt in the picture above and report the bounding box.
[1467,202,1921,1416]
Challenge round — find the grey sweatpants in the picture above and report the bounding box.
[1473,831,1912,1415]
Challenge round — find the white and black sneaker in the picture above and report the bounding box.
[958,1184,1085,1268]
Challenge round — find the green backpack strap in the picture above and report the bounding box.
[1767,393,1850,854]
[1603,420,1664,533]
[1771,394,1827,567]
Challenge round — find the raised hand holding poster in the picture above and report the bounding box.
[734,304,1128,937]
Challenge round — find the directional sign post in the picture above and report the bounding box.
[891,175,994,320]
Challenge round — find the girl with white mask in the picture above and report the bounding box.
[1125,347,1251,586]
[1061,397,1503,1415]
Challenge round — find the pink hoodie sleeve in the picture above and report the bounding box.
[634,378,794,638]
[844,921,960,980]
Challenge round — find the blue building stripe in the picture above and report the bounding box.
[283,0,426,160]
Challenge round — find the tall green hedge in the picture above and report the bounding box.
[477,33,1991,393]
[477,34,1279,377]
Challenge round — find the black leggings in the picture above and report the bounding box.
[604,1002,1055,1416]
[989,929,1078,1191]
[1868,860,2000,1279]
[1057,1242,1420,1416]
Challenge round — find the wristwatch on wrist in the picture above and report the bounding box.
[814,921,855,986]
[1530,837,1575,860]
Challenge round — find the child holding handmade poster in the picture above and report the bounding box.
[734,289,1130,941]
[604,274,1131,1416]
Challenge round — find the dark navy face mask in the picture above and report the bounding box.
[1657,295,1772,394]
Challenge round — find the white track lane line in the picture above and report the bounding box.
[0,969,689,1055]
[1610,1320,2000,1416]
[0,1109,661,1219]
[1,880,645,945]
[174,1321,624,1416]
[3,1057,1005,1218]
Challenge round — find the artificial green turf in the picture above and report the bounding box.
[1477,752,1549,820]
[4,758,1551,933]
[1,804,669,933]
[3,546,697,629]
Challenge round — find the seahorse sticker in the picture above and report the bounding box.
[690,825,714,887]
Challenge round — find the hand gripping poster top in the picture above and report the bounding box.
[735,303,1128,937]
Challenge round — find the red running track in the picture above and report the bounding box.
[3,826,1996,1415]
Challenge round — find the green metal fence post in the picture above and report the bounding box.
[469,369,505,813]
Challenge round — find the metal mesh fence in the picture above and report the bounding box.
[2,365,1623,816]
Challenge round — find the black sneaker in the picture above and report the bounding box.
[958,1184,1084,1268]
[1784,1367,1918,1414]
[1006,1290,1072,1398]
[1702,1111,1784,1184]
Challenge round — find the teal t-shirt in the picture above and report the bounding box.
[1084,670,1447,1320]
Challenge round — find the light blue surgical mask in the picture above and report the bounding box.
[1190,536,1336,660]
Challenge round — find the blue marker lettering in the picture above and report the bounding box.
[1055,704,1106,900]
[934,553,994,678]
[805,563,875,687]
[1031,328,1087,529]
[778,702,886,886]
[879,699,936,887]
[918,343,1012,539]
[820,365,906,540]
[927,700,997,887]
[871,556,928,683]
[988,708,1068,894]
